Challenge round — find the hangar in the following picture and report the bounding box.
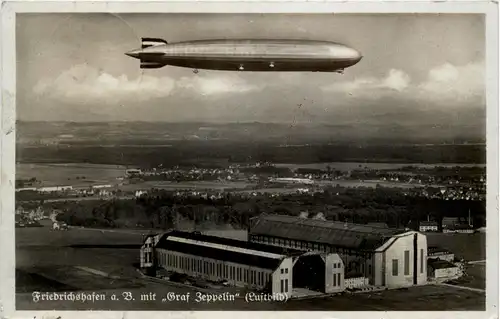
[140,230,345,297]
[248,214,428,288]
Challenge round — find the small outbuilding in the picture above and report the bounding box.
[427,259,460,281]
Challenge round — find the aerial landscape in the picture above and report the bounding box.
[14,13,487,311]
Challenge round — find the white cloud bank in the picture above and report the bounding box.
[418,62,484,101]
[322,61,485,103]
[328,69,411,93]
[33,61,485,108]
[177,75,260,96]
[33,64,261,102]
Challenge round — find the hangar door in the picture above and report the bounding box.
[293,255,326,293]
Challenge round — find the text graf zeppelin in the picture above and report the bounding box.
[31,291,289,304]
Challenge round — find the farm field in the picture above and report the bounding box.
[316,179,422,189]
[233,180,420,193]
[15,227,246,276]
[426,232,486,261]
[118,180,255,192]
[16,161,486,191]
[275,162,486,171]
[239,188,301,194]
[16,163,126,187]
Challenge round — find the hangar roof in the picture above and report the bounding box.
[154,230,302,270]
[249,214,402,251]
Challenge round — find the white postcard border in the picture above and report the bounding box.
[1,1,498,319]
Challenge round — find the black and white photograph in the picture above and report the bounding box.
[1,4,498,315]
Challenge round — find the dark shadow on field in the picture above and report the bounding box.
[68,244,142,249]
[16,266,146,293]
[16,269,78,293]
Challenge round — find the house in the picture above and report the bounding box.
[442,217,459,228]
[443,225,475,234]
[419,221,439,232]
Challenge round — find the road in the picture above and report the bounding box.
[68,226,152,236]
[438,283,485,293]
[468,260,486,265]
[19,195,134,203]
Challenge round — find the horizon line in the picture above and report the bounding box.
[14,119,487,126]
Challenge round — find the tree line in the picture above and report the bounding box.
[51,186,486,230]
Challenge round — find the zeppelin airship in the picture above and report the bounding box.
[125,38,362,73]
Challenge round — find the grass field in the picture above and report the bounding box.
[118,180,255,192]
[426,232,486,261]
[274,162,486,172]
[16,163,126,187]
[456,264,486,290]
[17,161,485,191]
[316,179,421,189]
[16,162,258,191]
[15,226,485,310]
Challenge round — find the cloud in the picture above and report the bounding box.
[33,64,176,102]
[418,62,484,100]
[326,69,410,94]
[33,64,260,103]
[383,69,411,92]
[322,61,484,104]
[177,74,261,96]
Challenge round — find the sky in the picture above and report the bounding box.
[16,13,486,125]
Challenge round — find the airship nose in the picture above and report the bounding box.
[125,49,142,59]
[348,48,363,62]
[330,45,363,63]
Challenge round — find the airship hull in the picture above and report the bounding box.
[140,57,359,72]
[127,38,363,72]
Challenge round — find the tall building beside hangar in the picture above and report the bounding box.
[248,214,428,288]
[140,230,345,297]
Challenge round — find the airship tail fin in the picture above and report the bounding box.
[142,38,168,49]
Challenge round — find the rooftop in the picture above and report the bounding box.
[442,217,460,225]
[154,230,303,270]
[420,221,439,226]
[249,214,404,250]
[428,259,457,270]
[428,246,452,254]
[446,224,474,230]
